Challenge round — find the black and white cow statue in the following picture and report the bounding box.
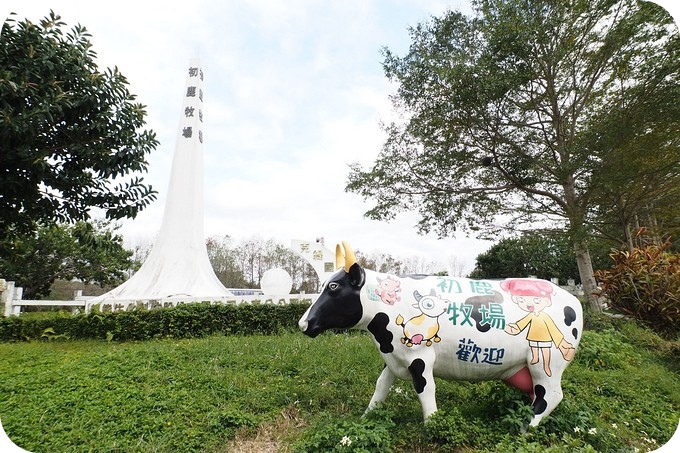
[299,241,582,427]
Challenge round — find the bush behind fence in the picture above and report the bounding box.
[0,301,312,342]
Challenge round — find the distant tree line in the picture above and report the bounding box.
[201,237,464,292]
[1,222,672,302]
[204,236,320,293]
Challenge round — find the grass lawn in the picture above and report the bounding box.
[0,317,678,452]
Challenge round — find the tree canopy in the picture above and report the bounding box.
[346,0,679,310]
[469,233,610,283]
[0,221,134,299]
[0,11,158,239]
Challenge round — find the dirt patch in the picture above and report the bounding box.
[221,405,306,453]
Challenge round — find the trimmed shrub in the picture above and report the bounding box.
[595,241,680,338]
[0,301,311,342]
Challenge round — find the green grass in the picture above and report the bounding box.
[0,318,679,452]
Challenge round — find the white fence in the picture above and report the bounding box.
[84,294,317,314]
[0,279,317,316]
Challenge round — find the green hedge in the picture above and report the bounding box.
[0,301,311,342]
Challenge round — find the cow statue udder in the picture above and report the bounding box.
[298,241,582,427]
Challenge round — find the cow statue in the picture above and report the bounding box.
[299,241,582,427]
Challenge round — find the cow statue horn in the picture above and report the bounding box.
[335,244,345,270]
[342,240,357,273]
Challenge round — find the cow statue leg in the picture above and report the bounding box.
[528,366,565,427]
[365,365,397,414]
[408,358,438,421]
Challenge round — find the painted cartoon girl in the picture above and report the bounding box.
[501,279,575,377]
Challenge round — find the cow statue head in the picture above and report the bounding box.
[299,241,366,337]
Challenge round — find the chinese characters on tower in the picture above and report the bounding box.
[181,66,204,144]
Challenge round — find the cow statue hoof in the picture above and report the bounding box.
[299,241,582,428]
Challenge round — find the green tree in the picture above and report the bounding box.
[0,221,134,299]
[469,233,610,283]
[346,0,679,311]
[0,12,158,239]
[586,67,680,250]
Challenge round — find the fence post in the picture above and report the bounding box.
[0,279,6,317]
[2,280,15,317]
[12,287,23,315]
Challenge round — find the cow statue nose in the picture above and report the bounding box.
[298,317,308,332]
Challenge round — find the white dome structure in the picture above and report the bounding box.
[260,268,293,295]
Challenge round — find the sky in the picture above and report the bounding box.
[2,1,679,276]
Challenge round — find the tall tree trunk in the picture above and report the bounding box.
[624,221,634,253]
[573,239,602,312]
[563,176,602,312]
[647,206,662,244]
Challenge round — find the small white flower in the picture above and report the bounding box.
[393,386,404,395]
[588,427,597,435]
[340,436,352,446]
[573,426,581,433]
[611,423,617,429]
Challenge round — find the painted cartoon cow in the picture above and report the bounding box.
[299,241,582,427]
[375,276,401,305]
[396,289,448,347]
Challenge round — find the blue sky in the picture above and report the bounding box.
[2,1,679,276]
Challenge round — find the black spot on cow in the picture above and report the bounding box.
[564,306,577,326]
[466,291,504,305]
[532,384,548,415]
[471,308,492,333]
[572,327,578,340]
[465,291,504,333]
[367,312,394,354]
[408,358,427,394]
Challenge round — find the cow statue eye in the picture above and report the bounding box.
[328,282,340,291]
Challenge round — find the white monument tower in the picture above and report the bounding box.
[88,59,232,310]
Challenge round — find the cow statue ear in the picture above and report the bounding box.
[347,262,366,288]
